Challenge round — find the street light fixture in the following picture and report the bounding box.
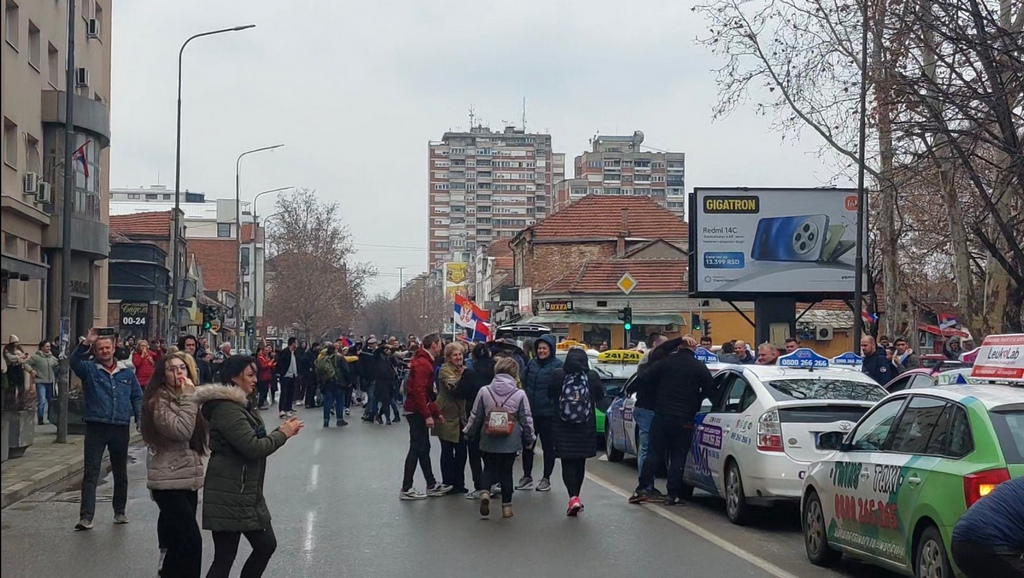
[170,23,255,341]
[235,145,284,346]
[246,187,292,345]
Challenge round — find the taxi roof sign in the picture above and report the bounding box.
[831,352,863,366]
[597,350,643,364]
[694,347,720,364]
[778,348,829,369]
[969,333,1024,382]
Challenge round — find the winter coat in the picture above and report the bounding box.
[404,348,441,419]
[3,347,28,388]
[456,357,495,419]
[256,354,276,383]
[523,334,563,418]
[70,344,143,426]
[27,350,58,383]
[861,349,894,385]
[463,374,535,454]
[132,349,159,388]
[145,385,206,491]
[547,349,603,460]
[200,384,289,533]
[298,348,316,379]
[896,351,921,372]
[632,349,715,421]
[276,348,299,378]
[432,362,467,443]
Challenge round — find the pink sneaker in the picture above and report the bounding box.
[567,496,584,517]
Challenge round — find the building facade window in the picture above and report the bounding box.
[3,117,17,167]
[217,223,231,238]
[5,0,19,49]
[27,20,40,69]
[47,42,59,86]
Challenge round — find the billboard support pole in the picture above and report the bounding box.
[754,296,796,348]
[852,0,870,350]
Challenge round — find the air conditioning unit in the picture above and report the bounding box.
[816,325,835,341]
[36,182,52,204]
[86,18,100,38]
[75,67,89,87]
[23,172,39,194]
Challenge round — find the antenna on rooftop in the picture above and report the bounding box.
[469,105,476,128]
[521,97,527,132]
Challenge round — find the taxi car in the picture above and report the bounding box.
[800,384,1023,577]
[884,368,979,392]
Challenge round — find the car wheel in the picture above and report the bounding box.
[803,490,842,566]
[725,460,750,525]
[606,421,624,463]
[916,525,952,578]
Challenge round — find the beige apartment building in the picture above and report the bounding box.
[1,0,112,349]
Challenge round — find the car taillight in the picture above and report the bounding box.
[963,468,1010,508]
[757,409,784,452]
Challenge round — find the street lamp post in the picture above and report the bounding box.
[171,24,255,342]
[235,145,283,348]
[249,188,291,345]
[852,1,870,350]
[259,212,282,341]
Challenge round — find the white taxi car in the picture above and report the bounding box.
[683,349,889,524]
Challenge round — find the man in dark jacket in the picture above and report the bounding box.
[276,337,300,418]
[71,327,143,530]
[318,344,350,427]
[517,334,563,492]
[952,477,1024,577]
[359,338,380,421]
[893,337,921,372]
[400,334,450,500]
[718,341,742,364]
[860,336,894,385]
[630,336,715,505]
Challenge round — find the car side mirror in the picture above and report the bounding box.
[839,441,853,452]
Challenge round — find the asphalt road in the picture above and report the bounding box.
[1,406,897,578]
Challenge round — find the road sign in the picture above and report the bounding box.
[210,319,222,333]
[240,297,255,315]
[617,272,637,295]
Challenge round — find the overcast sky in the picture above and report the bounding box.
[110,0,848,296]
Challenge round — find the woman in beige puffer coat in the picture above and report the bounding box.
[140,351,209,578]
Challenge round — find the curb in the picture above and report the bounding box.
[1,432,143,510]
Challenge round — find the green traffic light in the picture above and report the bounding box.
[624,323,632,331]
[203,322,212,330]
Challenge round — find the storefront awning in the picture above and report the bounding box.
[526,313,685,326]
[918,323,972,340]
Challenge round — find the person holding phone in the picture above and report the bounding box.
[133,340,159,388]
[202,355,303,578]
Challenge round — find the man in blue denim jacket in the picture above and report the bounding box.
[70,327,143,531]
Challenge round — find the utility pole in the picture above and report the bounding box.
[55,0,77,444]
[397,267,406,336]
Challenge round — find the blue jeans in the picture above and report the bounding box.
[322,388,345,424]
[633,407,655,489]
[363,384,377,418]
[36,383,53,422]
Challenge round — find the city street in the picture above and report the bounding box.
[1,406,895,578]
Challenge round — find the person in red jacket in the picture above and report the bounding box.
[400,333,451,500]
[256,345,276,410]
[131,340,159,387]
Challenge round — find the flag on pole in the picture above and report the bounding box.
[73,140,91,178]
[861,310,877,326]
[454,293,490,342]
[937,313,958,330]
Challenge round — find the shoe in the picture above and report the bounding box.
[361,416,373,423]
[567,497,584,517]
[345,408,351,415]
[427,483,453,497]
[376,415,384,425]
[629,490,649,504]
[279,412,288,419]
[259,404,270,410]
[514,476,534,490]
[393,416,401,423]
[113,513,129,525]
[38,416,44,426]
[490,483,501,494]
[386,420,392,426]
[75,518,94,531]
[647,488,665,501]
[288,410,297,417]
[663,495,686,507]
[466,489,485,500]
[502,504,514,518]
[323,421,330,428]
[399,489,427,501]
[479,491,491,517]
[451,487,469,495]
[536,478,552,492]
[337,420,348,427]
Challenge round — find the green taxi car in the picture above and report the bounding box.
[801,384,1023,577]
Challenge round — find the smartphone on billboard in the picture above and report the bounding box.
[750,215,830,262]
[96,327,116,337]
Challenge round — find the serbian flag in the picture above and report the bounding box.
[339,336,353,348]
[73,140,91,178]
[454,293,490,341]
[938,313,958,330]
[861,310,877,326]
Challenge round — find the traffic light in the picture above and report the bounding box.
[619,306,633,331]
[691,313,702,332]
[202,306,217,331]
[704,319,713,337]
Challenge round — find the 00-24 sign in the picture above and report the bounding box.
[121,315,147,326]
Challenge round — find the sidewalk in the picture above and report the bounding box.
[1,423,142,509]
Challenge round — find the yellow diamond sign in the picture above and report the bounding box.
[617,272,638,295]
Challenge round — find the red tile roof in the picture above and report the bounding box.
[109,211,172,238]
[531,195,688,241]
[488,238,513,257]
[494,256,514,271]
[189,239,239,293]
[540,258,688,295]
[798,300,851,312]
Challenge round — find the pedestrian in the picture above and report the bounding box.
[359,338,380,420]
[628,333,677,502]
[132,339,159,387]
[141,351,208,577]
[255,345,275,410]
[893,337,921,371]
[951,477,1024,577]
[177,335,215,383]
[784,337,800,354]
[301,341,319,408]
[734,340,755,363]
[70,327,143,530]
[548,347,603,516]
[2,335,29,391]
[26,340,59,425]
[434,342,469,493]
[860,336,894,385]
[699,335,713,350]
[463,356,535,519]
[629,336,715,506]
[943,336,962,360]
[518,334,562,492]
[276,337,299,419]
[316,344,350,427]
[718,341,741,364]
[372,345,398,424]
[399,333,452,500]
[202,355,304,578]
[456,343,495,500]
[755,343,780,365]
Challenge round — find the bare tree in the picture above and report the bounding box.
[264,189,376,339]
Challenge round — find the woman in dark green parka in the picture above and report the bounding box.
[199,355,304,578]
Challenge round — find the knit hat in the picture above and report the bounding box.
[366,337,379,346]
[8,334,19,344]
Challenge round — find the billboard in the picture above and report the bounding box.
[690,188,861,296]
[442,262,469,299]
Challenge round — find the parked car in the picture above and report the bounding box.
[884,368,978,393]
[801,383,1023,577]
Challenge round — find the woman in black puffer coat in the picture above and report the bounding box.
[548,348,603,517]
[455,343,495,499]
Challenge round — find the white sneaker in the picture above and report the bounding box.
[399,489,427,501]
[466,489,485,500]
[427,483,453,497]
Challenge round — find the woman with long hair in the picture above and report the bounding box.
[141,351,209,577]
[456,343,495,499]
[548,347,604,516]
[200,355,304,578]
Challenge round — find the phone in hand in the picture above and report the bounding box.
[97,327,116,337]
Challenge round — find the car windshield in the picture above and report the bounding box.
[991,410,1024,465]
[764,378,887,402]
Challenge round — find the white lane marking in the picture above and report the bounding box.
[312,438,322,456]
[308,464,319,492]
[585,471,800,578]
[303,510,316,551]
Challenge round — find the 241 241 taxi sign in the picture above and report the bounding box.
[969,333,1024,381]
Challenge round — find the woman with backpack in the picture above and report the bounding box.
[463,357,535,519]
[456,343,495,500]
[548,347,604,516]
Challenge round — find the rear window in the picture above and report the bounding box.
[765,379,887,402]
[991,411,1024,465]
